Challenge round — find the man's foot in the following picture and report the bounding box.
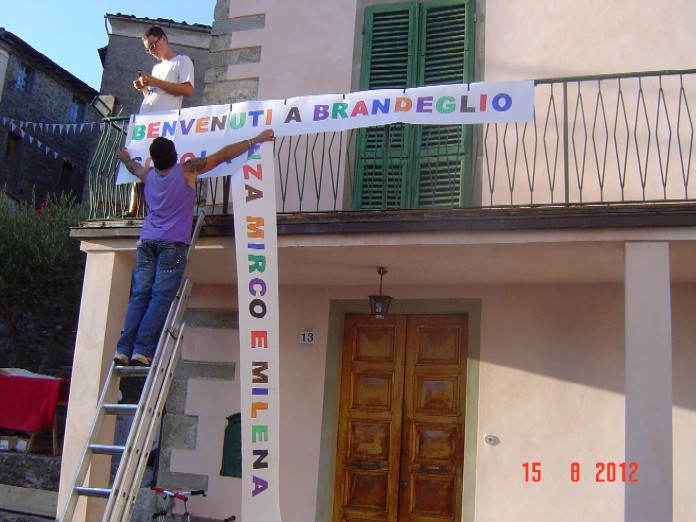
[130,354,152,367]
[113,353,130,366]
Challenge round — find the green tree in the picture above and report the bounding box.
[0,192,87,372]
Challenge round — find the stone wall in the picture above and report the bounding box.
[203,1,263,105]
[0,452,61,521]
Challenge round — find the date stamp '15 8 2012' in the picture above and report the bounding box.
[522,462,639,483]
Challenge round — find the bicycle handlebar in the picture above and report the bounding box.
[150,486,207,501]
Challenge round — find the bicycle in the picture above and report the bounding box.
[150,486,206,521]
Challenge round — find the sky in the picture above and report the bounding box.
[0,0,217,90]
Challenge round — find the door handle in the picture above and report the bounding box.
[349,460,381,470]
[419,465,449,473]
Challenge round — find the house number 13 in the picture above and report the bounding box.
[299,328,316,346]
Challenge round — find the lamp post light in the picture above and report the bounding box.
[90,94,121,118]
[368,267,393,319]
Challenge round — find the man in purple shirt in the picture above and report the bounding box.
[114,129,274,366]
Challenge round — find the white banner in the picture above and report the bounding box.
[231,142,282,522]
[116,81,534,183]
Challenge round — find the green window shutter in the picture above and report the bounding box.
[355,124,412,209]
[356,0,474,210]
[419,1,469,86]
[360,4,416,90]
[355,4,416,210]
[414,0,472,208]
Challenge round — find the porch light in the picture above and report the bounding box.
[369,267,393,319]
[90,94,121,118]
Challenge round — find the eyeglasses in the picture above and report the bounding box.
[144,36,162,54]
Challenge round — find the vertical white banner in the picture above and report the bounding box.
[231,142,282,521]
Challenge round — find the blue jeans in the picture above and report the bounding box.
[116,240,188,360]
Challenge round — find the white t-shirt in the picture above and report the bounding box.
[140,55,194,114]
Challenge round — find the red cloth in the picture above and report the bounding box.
[0,374,62,431]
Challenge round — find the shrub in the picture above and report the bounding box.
[0,192,87,372]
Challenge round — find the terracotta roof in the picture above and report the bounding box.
[0,28,98,100]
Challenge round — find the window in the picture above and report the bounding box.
[60,161,74,193]
[68,97,86,123]
[4,131,22,166]
[15,64,35,93]
[355,0,475,209]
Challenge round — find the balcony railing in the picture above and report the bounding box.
[87,68,696,220]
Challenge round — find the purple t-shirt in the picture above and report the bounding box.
[140,163,195,244]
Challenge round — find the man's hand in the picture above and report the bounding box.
[117,147,148,182]
[133,76,148,98]
[138,71,152,86]
[138,70,193,97]
[255,129,275,143]
[117,147,132,163]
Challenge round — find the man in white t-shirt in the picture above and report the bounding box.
[135,26,194,113]
[127,26,194,215]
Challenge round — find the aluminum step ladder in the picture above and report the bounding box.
[58,211,205,522]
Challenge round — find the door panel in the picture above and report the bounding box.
[335,314,467,522]
[335,315,406,522]
[401,315,467,522]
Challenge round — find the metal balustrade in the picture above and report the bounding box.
[87,116,130,219]
[86,68,696,220]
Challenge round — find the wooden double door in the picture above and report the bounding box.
[334,314,468,522]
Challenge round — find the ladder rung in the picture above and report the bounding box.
[114,366,150,377]
[103,403,138,415]
[90,444,125,455]
[75,486,111,498]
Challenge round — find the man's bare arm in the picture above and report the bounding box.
[117,147,148,182]
[185,157,208,175]
[181,129,275,186]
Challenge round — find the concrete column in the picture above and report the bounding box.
[624,241,672,522]
[57,250,132,521]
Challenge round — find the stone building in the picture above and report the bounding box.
[0,28,99,205]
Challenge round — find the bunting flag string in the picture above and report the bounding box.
[0,116,103,136]
[0,117,100,165]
